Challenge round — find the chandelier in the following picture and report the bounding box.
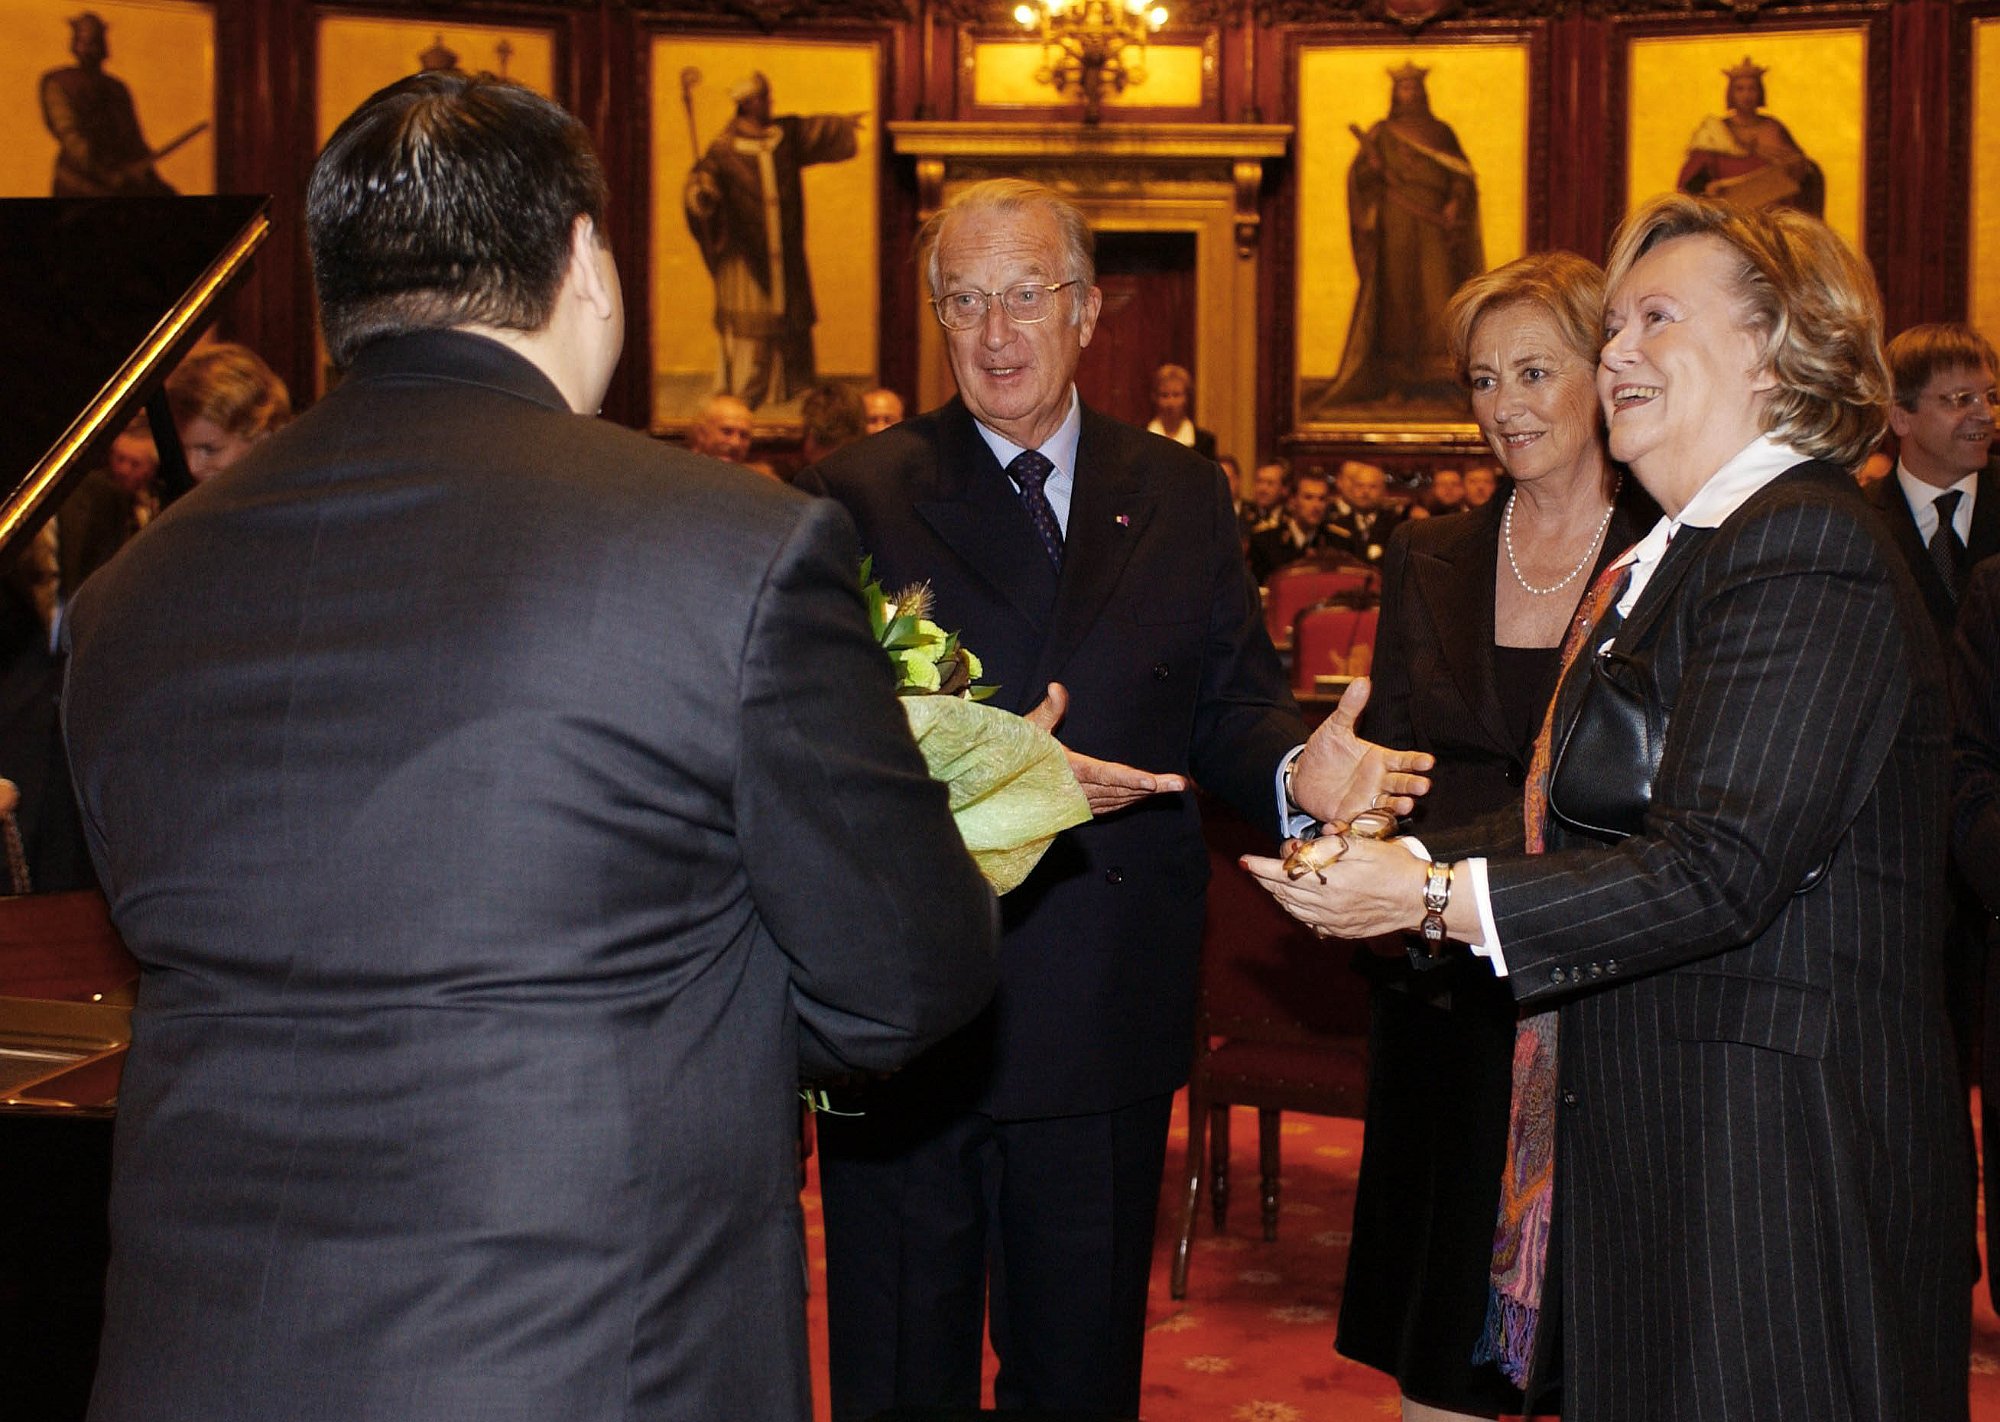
[1012,0,1169,125]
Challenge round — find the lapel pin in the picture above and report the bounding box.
[1115,513,1131,527]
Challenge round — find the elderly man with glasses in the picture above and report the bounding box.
[797,178,1424,1421]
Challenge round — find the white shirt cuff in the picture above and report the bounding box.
[1397,838,1508,978]
[1276,744,1315,840]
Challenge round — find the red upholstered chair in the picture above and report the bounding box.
[1291,597,1380,697]
[1171,798,1373,1299]
[1262,556,1379,651]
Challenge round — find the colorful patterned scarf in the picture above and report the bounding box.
[1472,556,1632,1387]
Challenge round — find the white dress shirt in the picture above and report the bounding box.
[974,388,1081,534]
[1894,460,1978,546]
[1145,416,1198,449]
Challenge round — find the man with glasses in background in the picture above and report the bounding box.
[1868,321,2000,1308]
[798,177,1423,1421]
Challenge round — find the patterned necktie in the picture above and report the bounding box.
[1930,490,1965,602]
[1474,552,1633,1389]
[1009,448,1064,570]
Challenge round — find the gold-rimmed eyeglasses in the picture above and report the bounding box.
[1932,388,2000,412]
[931,280,1080,331]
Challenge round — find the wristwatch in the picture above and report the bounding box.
[1409,860,1453,971]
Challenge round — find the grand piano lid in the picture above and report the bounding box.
[0,195,270,567]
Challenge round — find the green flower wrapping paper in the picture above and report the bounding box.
[899,695,1089,895]
[865,560,1088,893]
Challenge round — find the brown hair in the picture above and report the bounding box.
[1444,249,1606,381]
[166,343,292,440]
[1604,193,1887,469]
[1885,323,1998,410]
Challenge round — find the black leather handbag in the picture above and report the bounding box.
[1547,647,1663,841]
[1545,603,1831,891]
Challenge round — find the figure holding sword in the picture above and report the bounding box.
[40,11,205,197]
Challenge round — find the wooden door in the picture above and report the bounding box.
[1076,231,1198,429]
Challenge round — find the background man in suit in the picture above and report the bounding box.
[61,72,997,1422]
[1956,555,2000,1313]
[1872,323,2000,642]
[686,391,755,463]
[797,178,1425,1420]
[1869,322,2000,1209]
[862,385,905,435]
[1321,458,1403,564]
[1247,465,1331,580]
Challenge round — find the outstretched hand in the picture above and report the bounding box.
[1288,677,1434,824]
[1025,682,1187,816]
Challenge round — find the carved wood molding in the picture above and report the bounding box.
[621,0,912,27]
[1228,0,1877,29]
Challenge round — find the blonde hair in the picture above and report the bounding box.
[1444,249,1606,381]
[1604,194,1887,469]
[167,343,292,441]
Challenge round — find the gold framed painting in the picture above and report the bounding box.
[1970,14,2000,342]
[0,0,215,198]
[1622,27,1869,256]
[1293,39,1531,440]
[315,12,558,145]
[648,33,881,435]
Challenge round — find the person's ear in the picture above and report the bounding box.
[1074,283,1104,350]
[1886,400,1914,440]
[567,215,616,322]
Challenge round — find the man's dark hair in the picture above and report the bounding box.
[307,71,609,369]
[1886,322,1999,411]
[801,383,867,459]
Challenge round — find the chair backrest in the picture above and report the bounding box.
[1196,797,1372,1043]
[1262,557,1379,649]
[1291,597,1380,696]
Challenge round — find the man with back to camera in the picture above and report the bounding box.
[61,72,998,1422]
[796,177,1431,1421]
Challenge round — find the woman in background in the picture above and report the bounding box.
[1339,251,1654,1421]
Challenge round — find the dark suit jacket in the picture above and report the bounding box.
[1955,555,2000,916]
[1361,481,1658,992]
[1321,498,1402,565]
[1429,462,1970,1420]
[1368,483,1660,837]
[1865,464,2000,644]
[61,331,998,1422]
[798,397,1303,1118]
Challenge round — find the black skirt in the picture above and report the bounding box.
[1335,958,1527,1414]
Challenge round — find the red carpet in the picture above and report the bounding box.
[803,1095,2000,1420]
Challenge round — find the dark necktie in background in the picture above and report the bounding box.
[1930,490,1965,602]
[1009,448,1064,570]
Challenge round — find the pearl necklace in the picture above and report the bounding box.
[1503,480,1619,596]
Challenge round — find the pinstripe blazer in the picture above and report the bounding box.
[1428,462,1971,1421]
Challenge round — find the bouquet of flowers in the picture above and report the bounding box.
[864,560,1089,894]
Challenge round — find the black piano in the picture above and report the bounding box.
[0,196,267,1421]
